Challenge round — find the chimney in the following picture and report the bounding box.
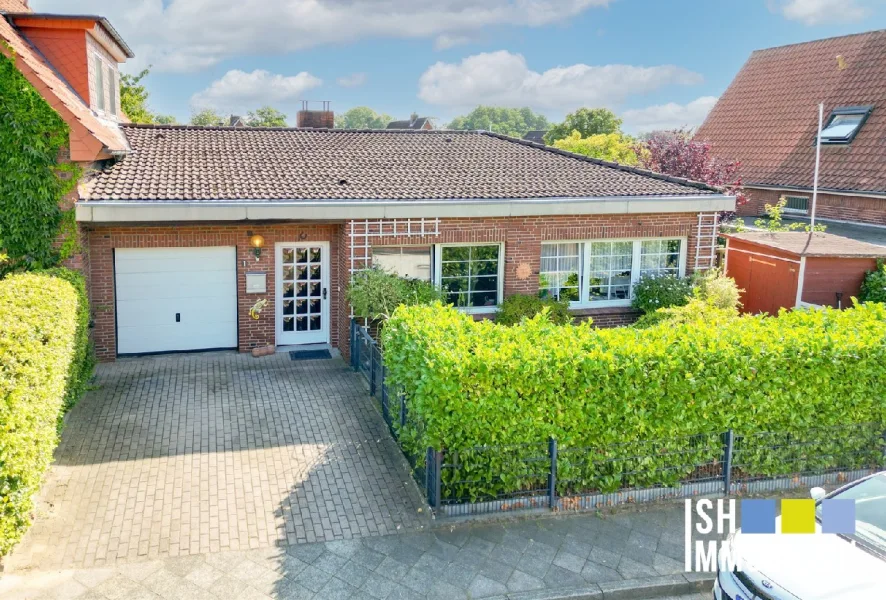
[296,100,334,128]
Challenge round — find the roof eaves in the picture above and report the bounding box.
[6,12,134,58]
[481,130,722,194]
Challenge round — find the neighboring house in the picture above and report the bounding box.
[77,115,732,361]
[386,114,433,130]
[1,1,132,270]
[523,130,548,144]
[229,115,247,127]
[696,30,886,227]
[723,232,886,314]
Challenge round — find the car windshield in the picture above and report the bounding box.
[816,473,886,554]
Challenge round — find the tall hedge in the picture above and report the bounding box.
[383,302,886,499]
[0,273,80,554]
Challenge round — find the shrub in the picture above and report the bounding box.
[42,267,95,415]
[496,294,572,326]
[346,266,441,321]
[860,260,886,304]
[691,268,742,311]
[631,273,692,313]
[0,273,80,555]
[383,302,886,501]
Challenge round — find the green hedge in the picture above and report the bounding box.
[383,302,886,500]
[0,273,81,555]
[41,267,94,415]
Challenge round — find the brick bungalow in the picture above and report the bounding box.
[696,30,886,227]
[78,122,733,360]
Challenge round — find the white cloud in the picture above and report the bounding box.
[434,34,474,50]
[31,0,609,72]
[775,0,870,25]
[190,69,322,113]
[418,51,704,110]
[621,96,719,134]
[337,72,367,88]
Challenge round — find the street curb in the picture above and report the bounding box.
[486,573,717,600]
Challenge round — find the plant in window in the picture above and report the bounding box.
[631,273,692,314]
[755,197,826,232]
[860,260,886,304]
[347,266,441,322]
[496,294,572,326]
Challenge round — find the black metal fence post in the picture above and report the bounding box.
[369,342,377,397]
[352,321,360,372]
[399,391,407,429]
[426,447,442,509]
[349,318,356,369]
[723,429,735,496]
[435,450,443,509]
[549,437,558,510]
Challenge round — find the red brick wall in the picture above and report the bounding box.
[338,212,704,358]
[740,187,886,226]
[85,223,340,361]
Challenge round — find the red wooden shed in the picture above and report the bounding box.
[722,232,886,315]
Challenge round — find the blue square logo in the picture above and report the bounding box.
[741,499,776,534]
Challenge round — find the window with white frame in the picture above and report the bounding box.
[439,244,501,308]
[94,54,105,111]
[371,246,432,281]
[540,238,686,307]
[108,66,117,116]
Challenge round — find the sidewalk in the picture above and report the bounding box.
[0,504,719,600]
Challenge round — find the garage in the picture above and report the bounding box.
[115,247,237,355]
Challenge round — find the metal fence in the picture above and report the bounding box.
[349,320,885,517]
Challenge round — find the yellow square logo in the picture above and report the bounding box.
[781,499,815,534]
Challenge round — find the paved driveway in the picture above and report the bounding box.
[5,352,427,571]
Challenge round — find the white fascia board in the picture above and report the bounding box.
[76,194,736,223]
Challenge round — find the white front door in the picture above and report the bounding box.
[276,242,330,345]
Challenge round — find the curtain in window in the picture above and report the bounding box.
[539,243,581,302]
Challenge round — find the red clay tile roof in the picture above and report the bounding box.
[0,0,30,13]
[724,231,886,257]
[695,30,886,195]
[83,125,722,202]
[1,13,129,159]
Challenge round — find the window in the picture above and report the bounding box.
[819,106,873,144]
[783,195,809,214]
[439,245,501,309]
[541,238,686,307]
[108,66,117,116]
[94,55,105,111]
[372,246,432,281]
[539,243,581,301]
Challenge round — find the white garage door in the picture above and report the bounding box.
[115,247,237,355]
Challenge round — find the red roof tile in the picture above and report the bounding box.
[696,30,886,195]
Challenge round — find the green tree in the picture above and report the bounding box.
[190,108,225,126]
[154,114,177,125]
[545,108,622,144]
[247,106,288,127]
[120,67,154,124]
[552,131,641,165]
[755,197,826,233]
[334,106,393,129]
[446,106,549,137]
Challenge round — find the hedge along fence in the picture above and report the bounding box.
[0,272,82,555]
[382,302,886,503]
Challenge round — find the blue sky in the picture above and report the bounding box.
[33,0,886,132]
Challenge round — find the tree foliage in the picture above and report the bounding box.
[446,106,550,137]
[120,67,154,124]
[190,108,226,126]
[754,197,826,232]
[860,260,886,304]
[247,106,288,127]
[552,131,642,165]
[0,47,79,273]
[495,294,572,326]
[154,114,177,125]
[346,266,441,322]
[638,129,745,205]
[545,107,622,143]
[335,106,393,129]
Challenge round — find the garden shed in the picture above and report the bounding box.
[722,231,886,315]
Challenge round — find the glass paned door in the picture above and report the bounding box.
[277,242,329,345]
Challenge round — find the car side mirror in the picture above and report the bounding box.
[811,487,827,501]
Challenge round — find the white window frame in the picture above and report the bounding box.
[92,52,119,117]
[108,66,117,116]
[433,242,504,314]
[93,53,105,112]
[541,237,688,309]
[782,195,809,215]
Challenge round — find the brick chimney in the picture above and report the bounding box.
[296,100,334,128]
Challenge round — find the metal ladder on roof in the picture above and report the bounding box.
[694,212,720,271]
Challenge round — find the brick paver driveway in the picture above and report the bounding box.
[5,352,427,571]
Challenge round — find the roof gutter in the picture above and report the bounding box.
[76,194,735,223]
[746,184,886,200]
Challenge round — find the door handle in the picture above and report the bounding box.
[322,287,328,300]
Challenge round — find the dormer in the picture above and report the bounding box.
[6,12,134,121]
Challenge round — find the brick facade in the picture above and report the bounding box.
[85,212,707,362]
[739,187,886,226]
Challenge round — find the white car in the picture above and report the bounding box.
[714,472,886,600]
